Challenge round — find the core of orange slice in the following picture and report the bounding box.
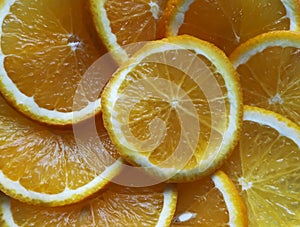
[0,94,122,206]
[172,170,247,227]
[160,0,300,55]
[0,183,177,226]
[0,0,109,125]
[222,106,300,226]
[101,35,243,182]
[90,0,168,64]
[230,30,300,125]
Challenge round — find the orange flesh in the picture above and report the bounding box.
[104,0,166,46]
[1,0,107,112]
[237,46,300,125]
[172,176,229,226]
[222,120,300,226]
[0,94,119,194]
[10,184,166,226]
[114,50,230,170]
[178,0,290,55]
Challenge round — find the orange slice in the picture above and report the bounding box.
[101,35,243,182]
[222,106,300,226]
[172,170,247,226]
[230,30,300,125]
[0,0,109,125]
[0,184,177,226]
[160,0,300,55]
[90,0,168,64]
[0,94,122,206]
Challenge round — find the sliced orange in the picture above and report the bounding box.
[172,170,247,226]
[222,106,300,226]
[160,0,300,55]
[101,35,243,182]
[90,0,168,64]
[230,30,300,125]
[0,183,177,226]
[0,94,122,206]
[0,0,109,125]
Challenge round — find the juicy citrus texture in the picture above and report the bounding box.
[101,35,243,182]
[171,170,247,227]
[0,0,109,125]
[161,0,300,55]
[0,94,122,206]
[90,0,168,64]
[0,184,177,227]
[230,31,300,126]
[222,106,300,226]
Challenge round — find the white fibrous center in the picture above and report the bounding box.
[170,98,179,108]
[68,34,82,51]
[268,93,284,105]
[238,177,253,191]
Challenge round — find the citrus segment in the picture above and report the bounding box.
[172,170,247,226]
[222,106,300,226]
[101,35,243,182]
[161,0,300,55]
[90,0,168,64]
[0,184,177,226]
[0,94,122,206]
[0,0,108,125]
[230,30,300,125]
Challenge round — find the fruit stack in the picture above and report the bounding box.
[0,0,300,226]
